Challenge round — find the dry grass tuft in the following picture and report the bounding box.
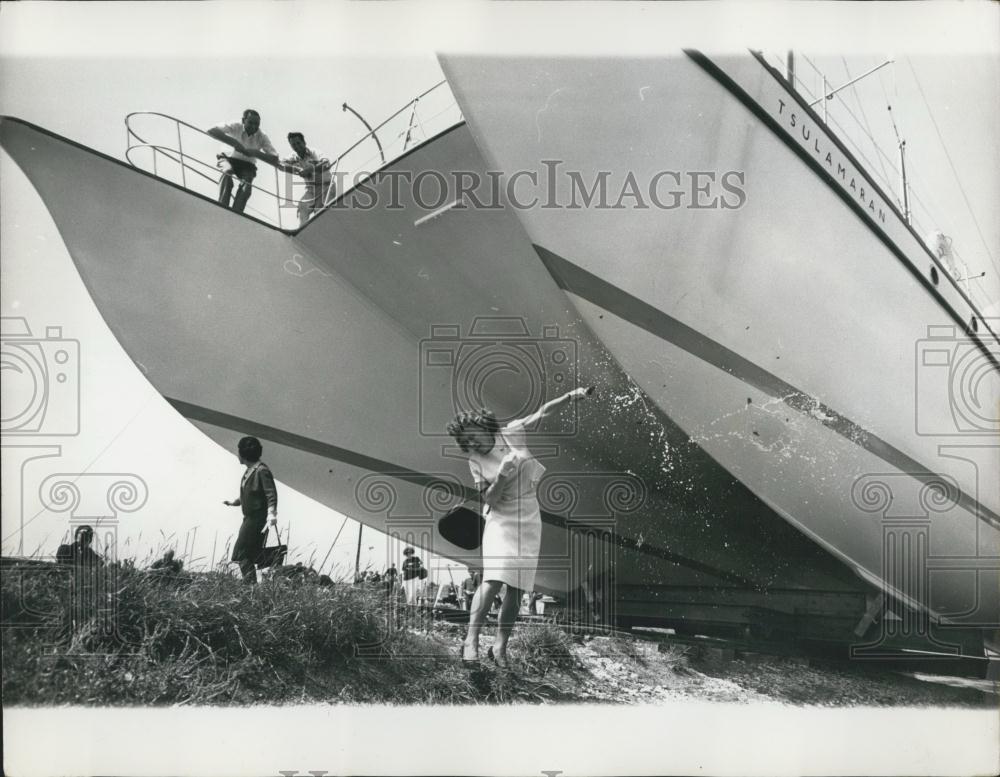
[2,562,590,705]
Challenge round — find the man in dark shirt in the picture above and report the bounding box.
[55,525,106,630]
[56,525,103,567]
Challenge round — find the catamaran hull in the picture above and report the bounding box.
[438,51,1000,628]
[2,115,868,607]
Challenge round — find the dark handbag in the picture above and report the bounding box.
[419,567,428,580]
[438,502,486,551]
[256,524,287,569]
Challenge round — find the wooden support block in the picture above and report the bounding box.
[853,592,884,637]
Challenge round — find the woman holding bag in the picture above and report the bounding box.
[401,546,427,606]
[224,436,278,584]
[447,387,592,666]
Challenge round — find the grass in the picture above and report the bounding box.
[7,561,990,707]
[1,561,591,705]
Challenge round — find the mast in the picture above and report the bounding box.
[354,522,363,581]
[898,138,911,224]
[885,63,909,225]
[809,59,894,126]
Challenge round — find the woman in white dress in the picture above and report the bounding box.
[447,387,592,665]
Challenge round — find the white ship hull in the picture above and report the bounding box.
[3,113,861,603]
[438,51,1000,626]
[3,49,996,635]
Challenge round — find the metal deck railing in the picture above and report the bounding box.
[124,80,463,231]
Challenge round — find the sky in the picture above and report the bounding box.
[1,3,997,583]
[1,3,998,775]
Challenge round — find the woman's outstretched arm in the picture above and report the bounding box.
[510,386,593,430]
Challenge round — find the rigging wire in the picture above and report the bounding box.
[843,57,894,201]
[905,56,1000,279]
[826,104,900,205]
[875,61,964,243]
[800,55,900,202]
[861,59,965,258]
[790,54,992,307]
[874,62,991,303]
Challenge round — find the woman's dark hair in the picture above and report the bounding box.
[287,131,305,142]
[74,525,94,543]
[446,408,500,452]
[238,436,263,462]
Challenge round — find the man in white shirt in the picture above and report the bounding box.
[283,131,335,226]
[207,109,280,214]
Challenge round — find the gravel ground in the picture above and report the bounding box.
[437,620,999,707]
[570,635,998,706]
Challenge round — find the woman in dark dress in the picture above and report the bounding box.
[223,436,278,584]
[401,546,425,605]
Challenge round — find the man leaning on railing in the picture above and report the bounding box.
[282,131,335,226]
[207,109,280,215]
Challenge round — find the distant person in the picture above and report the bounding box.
[401,546,426,606]
[925,230,960,279]
[272,562,320,585]
[150,549,183,574]
[223,436,278,584]
[55,525,103,567]
[55,525,105,628]
[461,568,479,611]
[282,131,334,225]
[435,580,460,607]
[208,109,280,214]
[384,563,399,602]
[420,578,438,608]
[491,585,505,615]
